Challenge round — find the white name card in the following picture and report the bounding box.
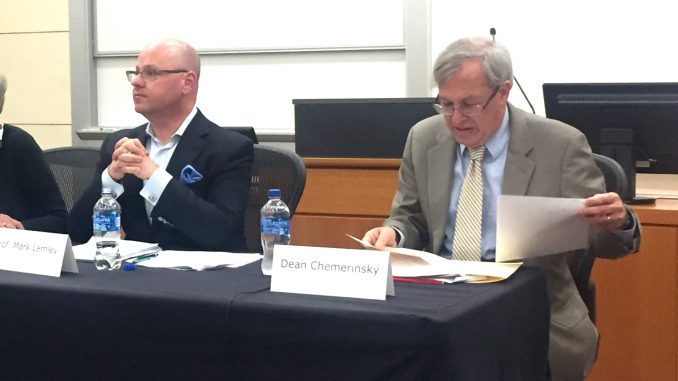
[0,228,78,277]
[270,245,394,300]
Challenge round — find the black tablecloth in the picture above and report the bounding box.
[0,260,549,380]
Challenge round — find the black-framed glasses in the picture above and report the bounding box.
[125,69,188,82]
[433,86,500,117]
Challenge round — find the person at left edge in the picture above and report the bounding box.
[0,71,67,233]
[68,39,253,251]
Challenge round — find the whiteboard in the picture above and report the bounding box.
[95,0,404,55]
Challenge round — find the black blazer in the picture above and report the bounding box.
[0,124,67,233]
[69,110,253,251]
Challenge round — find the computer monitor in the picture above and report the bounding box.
[293,98,437,158]
[543,82,678,203]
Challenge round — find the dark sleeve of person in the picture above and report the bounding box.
[13,132,68,233]
[150,134,253,251]
[68,135,116,244]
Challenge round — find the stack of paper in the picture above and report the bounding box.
[346,235,521,283]
[136,250,261,271]
[388,247,521,283]
[73,238,160,261]
[73,238,262,271]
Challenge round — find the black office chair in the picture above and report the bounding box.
[43,147,100,213]
[570,153,629,324]
[244,145,306,253]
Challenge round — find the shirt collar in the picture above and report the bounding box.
[145,106,198,142]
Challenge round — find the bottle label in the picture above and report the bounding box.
[260,217,290,234]
[93,211,121,233]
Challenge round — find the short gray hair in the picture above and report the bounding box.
[433,37,513,88]
[0,72,6,114]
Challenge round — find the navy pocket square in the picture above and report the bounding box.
[180,165,203,184]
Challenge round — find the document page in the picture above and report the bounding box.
[496,195,589,262]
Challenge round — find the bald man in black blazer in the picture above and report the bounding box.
[69,39,252,251]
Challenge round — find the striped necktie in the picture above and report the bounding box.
[452,146,486,261]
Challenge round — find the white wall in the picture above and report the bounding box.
[0,0,71,148]
[431,0,678,116]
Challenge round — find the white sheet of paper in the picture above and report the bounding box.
[496,195,589,262]
[72,238,160,261]
[137,250,261,270]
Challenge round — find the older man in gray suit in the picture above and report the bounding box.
[362,37,640,381]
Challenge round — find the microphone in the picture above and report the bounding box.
[489,27,535,114]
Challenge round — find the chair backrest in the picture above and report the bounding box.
[244,145,306,253]
[570,153,629,324]
[43,147,100,213]
[593,153,630,197]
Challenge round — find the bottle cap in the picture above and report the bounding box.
[101,187,114,197]
[122,262,136,271]
[267,188,281,198]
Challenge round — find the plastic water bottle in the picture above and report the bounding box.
[93,187,122,270]
[260,188,290,275]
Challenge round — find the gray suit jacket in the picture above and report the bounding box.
[385,104,639,381]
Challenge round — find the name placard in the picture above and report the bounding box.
[270,245,394,300]
[0,228,78,277]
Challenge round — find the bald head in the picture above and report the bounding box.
[142,39,201,80]
[131,39,203,123]
[0,72,7,114]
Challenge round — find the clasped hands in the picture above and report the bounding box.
[107,137,158,181]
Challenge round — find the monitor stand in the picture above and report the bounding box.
[600,128,655,205]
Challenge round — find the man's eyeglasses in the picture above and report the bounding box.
[433,86,500,117]
[125,69,188,82]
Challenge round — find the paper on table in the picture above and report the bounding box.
[496,195,589,262]
[346,234,521,281]
[136,250,261,271]
[72,238,160,261]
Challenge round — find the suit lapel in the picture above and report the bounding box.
[428,128,456,252]
[502,105,535,195]
[165,110,209,178]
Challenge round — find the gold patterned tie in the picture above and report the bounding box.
[452,146,486,261]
